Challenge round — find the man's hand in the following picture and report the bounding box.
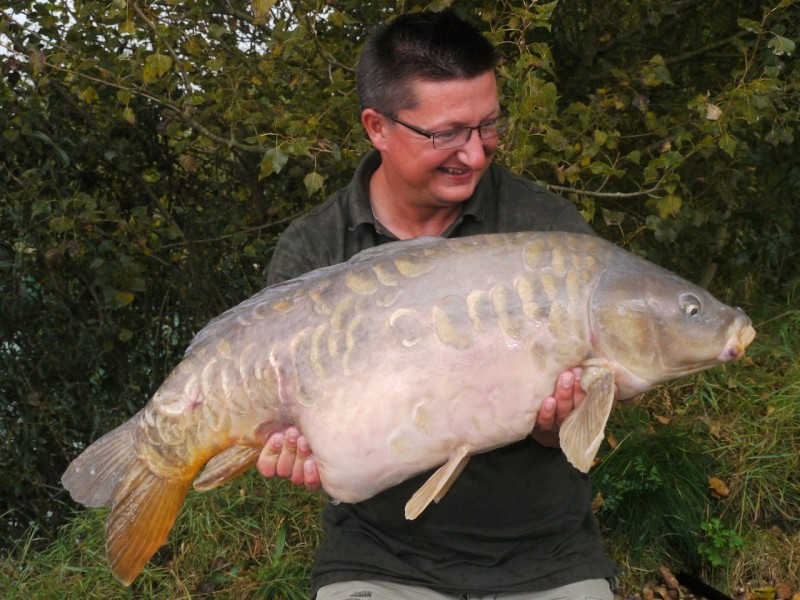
[532,368,624,448]
[531,368,587,448]
[256,426,321,491]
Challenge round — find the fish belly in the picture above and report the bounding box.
[291,330,577,502]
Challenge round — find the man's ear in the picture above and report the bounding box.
[361,109,388,150]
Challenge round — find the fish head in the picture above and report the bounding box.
[589,260,755,398]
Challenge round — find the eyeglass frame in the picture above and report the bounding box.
[382,112,506,150]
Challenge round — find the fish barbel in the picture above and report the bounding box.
[62,231,755,585]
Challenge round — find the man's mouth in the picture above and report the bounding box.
[440,166,469,176]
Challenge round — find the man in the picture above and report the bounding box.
[258,10,617,600]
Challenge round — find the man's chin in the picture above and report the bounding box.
[432,179,478,204]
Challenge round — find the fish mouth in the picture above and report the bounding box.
[718,323,756,362]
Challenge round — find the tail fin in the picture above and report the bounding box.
[62,420,193,585]
[62,421,138,508]
[105,461,192,585]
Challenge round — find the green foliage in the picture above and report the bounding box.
[493,0,800,300]
[0,0,798,593]
[592,405,719,569]
[698,518,745,569]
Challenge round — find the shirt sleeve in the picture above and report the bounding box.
[265,222,318,286]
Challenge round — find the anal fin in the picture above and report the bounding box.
[404,445,470,520]
[193,445,260,491]
[558,365,615,473]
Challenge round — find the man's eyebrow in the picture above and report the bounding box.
[431,111,502,130]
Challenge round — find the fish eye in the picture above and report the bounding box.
[680,293,702,317]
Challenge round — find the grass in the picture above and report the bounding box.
[1,307,797,599]
[1,476,325,598]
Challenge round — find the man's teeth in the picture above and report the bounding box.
[443,167,466,174]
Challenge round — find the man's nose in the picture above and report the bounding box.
[456,131,490,168]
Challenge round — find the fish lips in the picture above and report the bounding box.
[718,321,756,362]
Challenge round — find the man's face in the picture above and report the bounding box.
[371,71,501,209]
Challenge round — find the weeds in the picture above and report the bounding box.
[697,518,745,568]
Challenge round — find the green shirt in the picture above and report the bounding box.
[266,151,615,596]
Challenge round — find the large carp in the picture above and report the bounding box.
[62,232,755,585]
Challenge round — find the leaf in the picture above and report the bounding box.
[705,103,722,121]
[49,217,74,233]
[709,476,730,498]
[426,0,455,11]
[768,35,795,56]
[184,36,204,56]
[641,54,673,87]
[81,86,97,104]
[119,20,136,35]
[114,291,135,307]
[303,171,324,196]
[753,587,776,600]
[142,53,173,84]
[259,148,289,179]
[719,133,738,157]
[179,155,199,173]
[251,0,276,24]
[593,129,608,146]
[737,18,762,34]
[653,194,682,219]
[122,107,136,125]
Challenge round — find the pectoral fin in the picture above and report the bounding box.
[558,366,615,473]
[404,445,471,520]
[193,445,260,491]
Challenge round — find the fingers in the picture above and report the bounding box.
[536,396,558,431]
[551,370,576,423]
[255,427,322,491]
[299,448,322,491]
[276,427,302,481]
[536,369,587,432]
[256,432,282,478]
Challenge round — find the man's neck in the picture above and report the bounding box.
[369,169,462,240]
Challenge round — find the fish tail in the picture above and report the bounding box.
[62,420,141,507]
[62,419,193,586]
[105,460,192,585]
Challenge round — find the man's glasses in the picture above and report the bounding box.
[385,113,506,150]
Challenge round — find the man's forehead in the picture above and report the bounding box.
[398,76,500,121]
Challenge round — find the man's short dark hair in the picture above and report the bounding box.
[356,9,498,115]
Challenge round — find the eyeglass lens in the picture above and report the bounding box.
[433,119,503,149]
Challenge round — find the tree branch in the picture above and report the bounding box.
[548,184,662,198]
